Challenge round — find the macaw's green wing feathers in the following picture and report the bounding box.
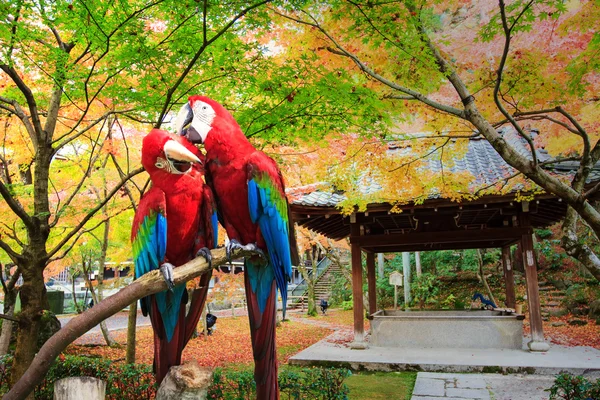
[247,162,292,314]
[132,189,167,316]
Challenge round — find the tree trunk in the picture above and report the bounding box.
[561,206,600,281]
[82,270,116,347]
[125,301,137,364]
[11,264,46,398]
[0,303,15,356]
[0,265,20,356]
[415,252,422,277]
[402,252,411,306]
[306,280,317,316]
[377,253,385,278]
[86,219,117,347]
[72,276,82,314]
[297,259,318,316]
[476,250,497,306]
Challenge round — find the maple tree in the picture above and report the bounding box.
[296,227,326,316]
[0,0,292,388]
[0,0,391,387]
[271,1,600,280]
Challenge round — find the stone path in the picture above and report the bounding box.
[411,372,556,400]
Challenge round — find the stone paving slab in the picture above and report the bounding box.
[289,329,600,376]
[411,372,557,400]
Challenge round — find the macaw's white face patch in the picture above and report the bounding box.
[190,101,216,144]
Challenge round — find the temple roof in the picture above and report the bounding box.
[291,128,599,208]
[289,129,600,245]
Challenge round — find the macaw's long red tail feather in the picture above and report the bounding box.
[244,269,279,400]
[149,297,186,384]
[183,271,213,345]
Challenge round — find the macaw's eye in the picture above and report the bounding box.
[155,161,165,169]
[171,160,192,173]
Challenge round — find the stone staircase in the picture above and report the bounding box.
[287,257,345,310]
[538,280,567,320]
[314,261,343,300]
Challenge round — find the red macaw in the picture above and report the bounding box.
[176,96,298,399]
[131,129,217,384]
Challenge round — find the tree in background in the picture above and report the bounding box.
[273,1,600,280]
[296,227,327,316]
[2,0,373,385]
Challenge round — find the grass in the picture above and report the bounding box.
[345,371,417,400]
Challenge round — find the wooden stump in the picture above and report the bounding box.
[53,377,106,400]
[156,361,213,400]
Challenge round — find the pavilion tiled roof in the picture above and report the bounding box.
[290,128,597,208]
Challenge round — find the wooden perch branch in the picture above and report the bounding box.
[0,313,19,323]
[5,247,253,400]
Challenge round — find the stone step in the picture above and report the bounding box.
[540,306,563,312]
[544,294,566,299]
[544,301,561,307]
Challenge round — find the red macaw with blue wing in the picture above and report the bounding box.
[131,129,217,384]
[176,96,298,399]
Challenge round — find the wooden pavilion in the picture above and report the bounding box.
[288,129,600,352]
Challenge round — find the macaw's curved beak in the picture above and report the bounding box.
[163,139,201,173]
[175,103,204,144]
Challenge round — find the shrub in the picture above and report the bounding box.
[208,366,351,400]
[1,356,350,400]
[330,272,352,307]
[547,373,600,400]
[341,300,353,311]
[0,355,156,399]
[411,273,439,309]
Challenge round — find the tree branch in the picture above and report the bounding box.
[5,247,256,400]
[0,313,19,323]
[154,0,272,127]
[0,180,34,231]
[0,96,38,148]
[0,65,44,138]
[0,237,21,264]
[493,0,537,166]
[388,137,451,173]
[46,167,144,260]
[273,9,465,119]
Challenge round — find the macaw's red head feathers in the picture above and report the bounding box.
[142,129,201,175]
[175,95,243,145]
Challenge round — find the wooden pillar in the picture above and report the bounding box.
[501,246,516,309]
[519,207,549,352]
[366,252,377,316]
[350,217,367,349]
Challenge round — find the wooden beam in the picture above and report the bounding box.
[363,239,519,253]
[350,227,530,247]
[519,211,549,351]
[366,252,377,316]
[502,246,516,309]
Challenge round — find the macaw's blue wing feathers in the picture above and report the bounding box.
[212,210,219,247]
[155,285,186,342]
[245,258,276,313]
[247,173,292,314]
[132,190,168,317]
